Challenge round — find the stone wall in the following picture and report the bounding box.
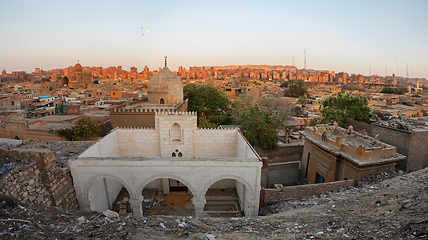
[0,148,78,209]
[346,118,373,136]
[261,179,356,205]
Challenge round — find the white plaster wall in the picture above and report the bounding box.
[117,129,160,157]
[235,180,245,211]
[88,177,123,213]
[158,115,197,158]
[88,178,108,212]
[209,179,236,189]
[145,179,163,191]
[105,178,123,209]
[79,131,119,157]
[236,131,259,159]
[194,130,237,157]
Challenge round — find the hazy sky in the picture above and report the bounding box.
[1,0,427,78]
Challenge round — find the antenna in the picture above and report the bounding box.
[304,48,306,69]
[164,55,167,67]
[406,63,409,80]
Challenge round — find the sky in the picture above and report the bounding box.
[1,0,427,78]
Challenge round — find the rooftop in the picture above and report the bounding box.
[301,124,405,166]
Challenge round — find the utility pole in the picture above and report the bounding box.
[304,49,306,69]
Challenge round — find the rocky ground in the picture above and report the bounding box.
[12,139,95,168]
[0,139,427,239]
[0,166,426,239]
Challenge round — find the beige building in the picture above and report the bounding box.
[300,124,405,184]
[110,62,187,128]
[70,111,262,218]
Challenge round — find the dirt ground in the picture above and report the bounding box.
[1,165,427,239]
[1,139,427,239]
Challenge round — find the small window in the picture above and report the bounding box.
[172,152,176,157]
[178,152,182,157]
[160,98,165,104]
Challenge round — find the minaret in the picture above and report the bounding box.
[164,55,167,67]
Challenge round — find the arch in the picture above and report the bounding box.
[84,174,133,201]
[172,152,176,157]
[159,98,165,104]
[178,152,183,157]
[200,175,255,202]
[135,174,197,200]
[171,122,181,141]
[13,135,20,140]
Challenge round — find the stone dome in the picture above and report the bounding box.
[147,66,183,104]
[73,63,83,73]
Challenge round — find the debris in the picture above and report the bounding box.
[103,210,119,218]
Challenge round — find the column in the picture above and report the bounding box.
[192,199,206,217]
[129,199,142,219]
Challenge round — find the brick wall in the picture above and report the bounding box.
[0,148,78,209]
[261,179,356,205]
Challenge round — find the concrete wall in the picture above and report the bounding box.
[209,179,236,189]
[372,124,411,170]
[194,129,237,157]
[236,131,259,159]
[266,161,300,188]
[110,112,156,128]
[346,118,372,136]
[261,179,356,205]
[408,130,428,171]
[255,143,304,164]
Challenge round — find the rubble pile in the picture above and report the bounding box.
[1,166,427,239]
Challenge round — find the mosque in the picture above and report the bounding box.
[109,58,188,128]
[69,58,262,218]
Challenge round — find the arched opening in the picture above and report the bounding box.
[172,152,176,157]
[13,135,20,140]
[204,178,248,217]
[61,76,69,87]
[141,177,194,216]
[159,98,165,104]
[171,123,181,141]
[87,177,132,217]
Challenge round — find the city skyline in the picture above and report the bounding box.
[1,0,427,78]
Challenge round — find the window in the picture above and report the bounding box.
[171,123,181,141]
[315,173,325,183]
[172,152,176,157]
[160,98,165,104]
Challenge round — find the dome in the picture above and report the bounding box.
[74,63,83,73]
[147,66,183,104]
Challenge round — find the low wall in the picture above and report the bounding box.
[0,148,78,209]
[264,161,300,188]
[255,143,304,164]
[261,179,356,205]
[346,118,373,136]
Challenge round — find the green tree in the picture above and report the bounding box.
[231,94,287,151]
[71,117,103,141]
[380,87,406,95]
[320,93,372,128]
[283,79,309,98]
[183,83,230,126]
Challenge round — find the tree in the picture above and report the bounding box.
[183,83,230,126]
[320,93,372,128]
[283,79,309,98]
[380,87,406,95]
[71,117,103,141]
[231,94,287,151]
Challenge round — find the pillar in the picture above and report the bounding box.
[129,199,142,219]
[162,178,170,194]
[192,199,206,217]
